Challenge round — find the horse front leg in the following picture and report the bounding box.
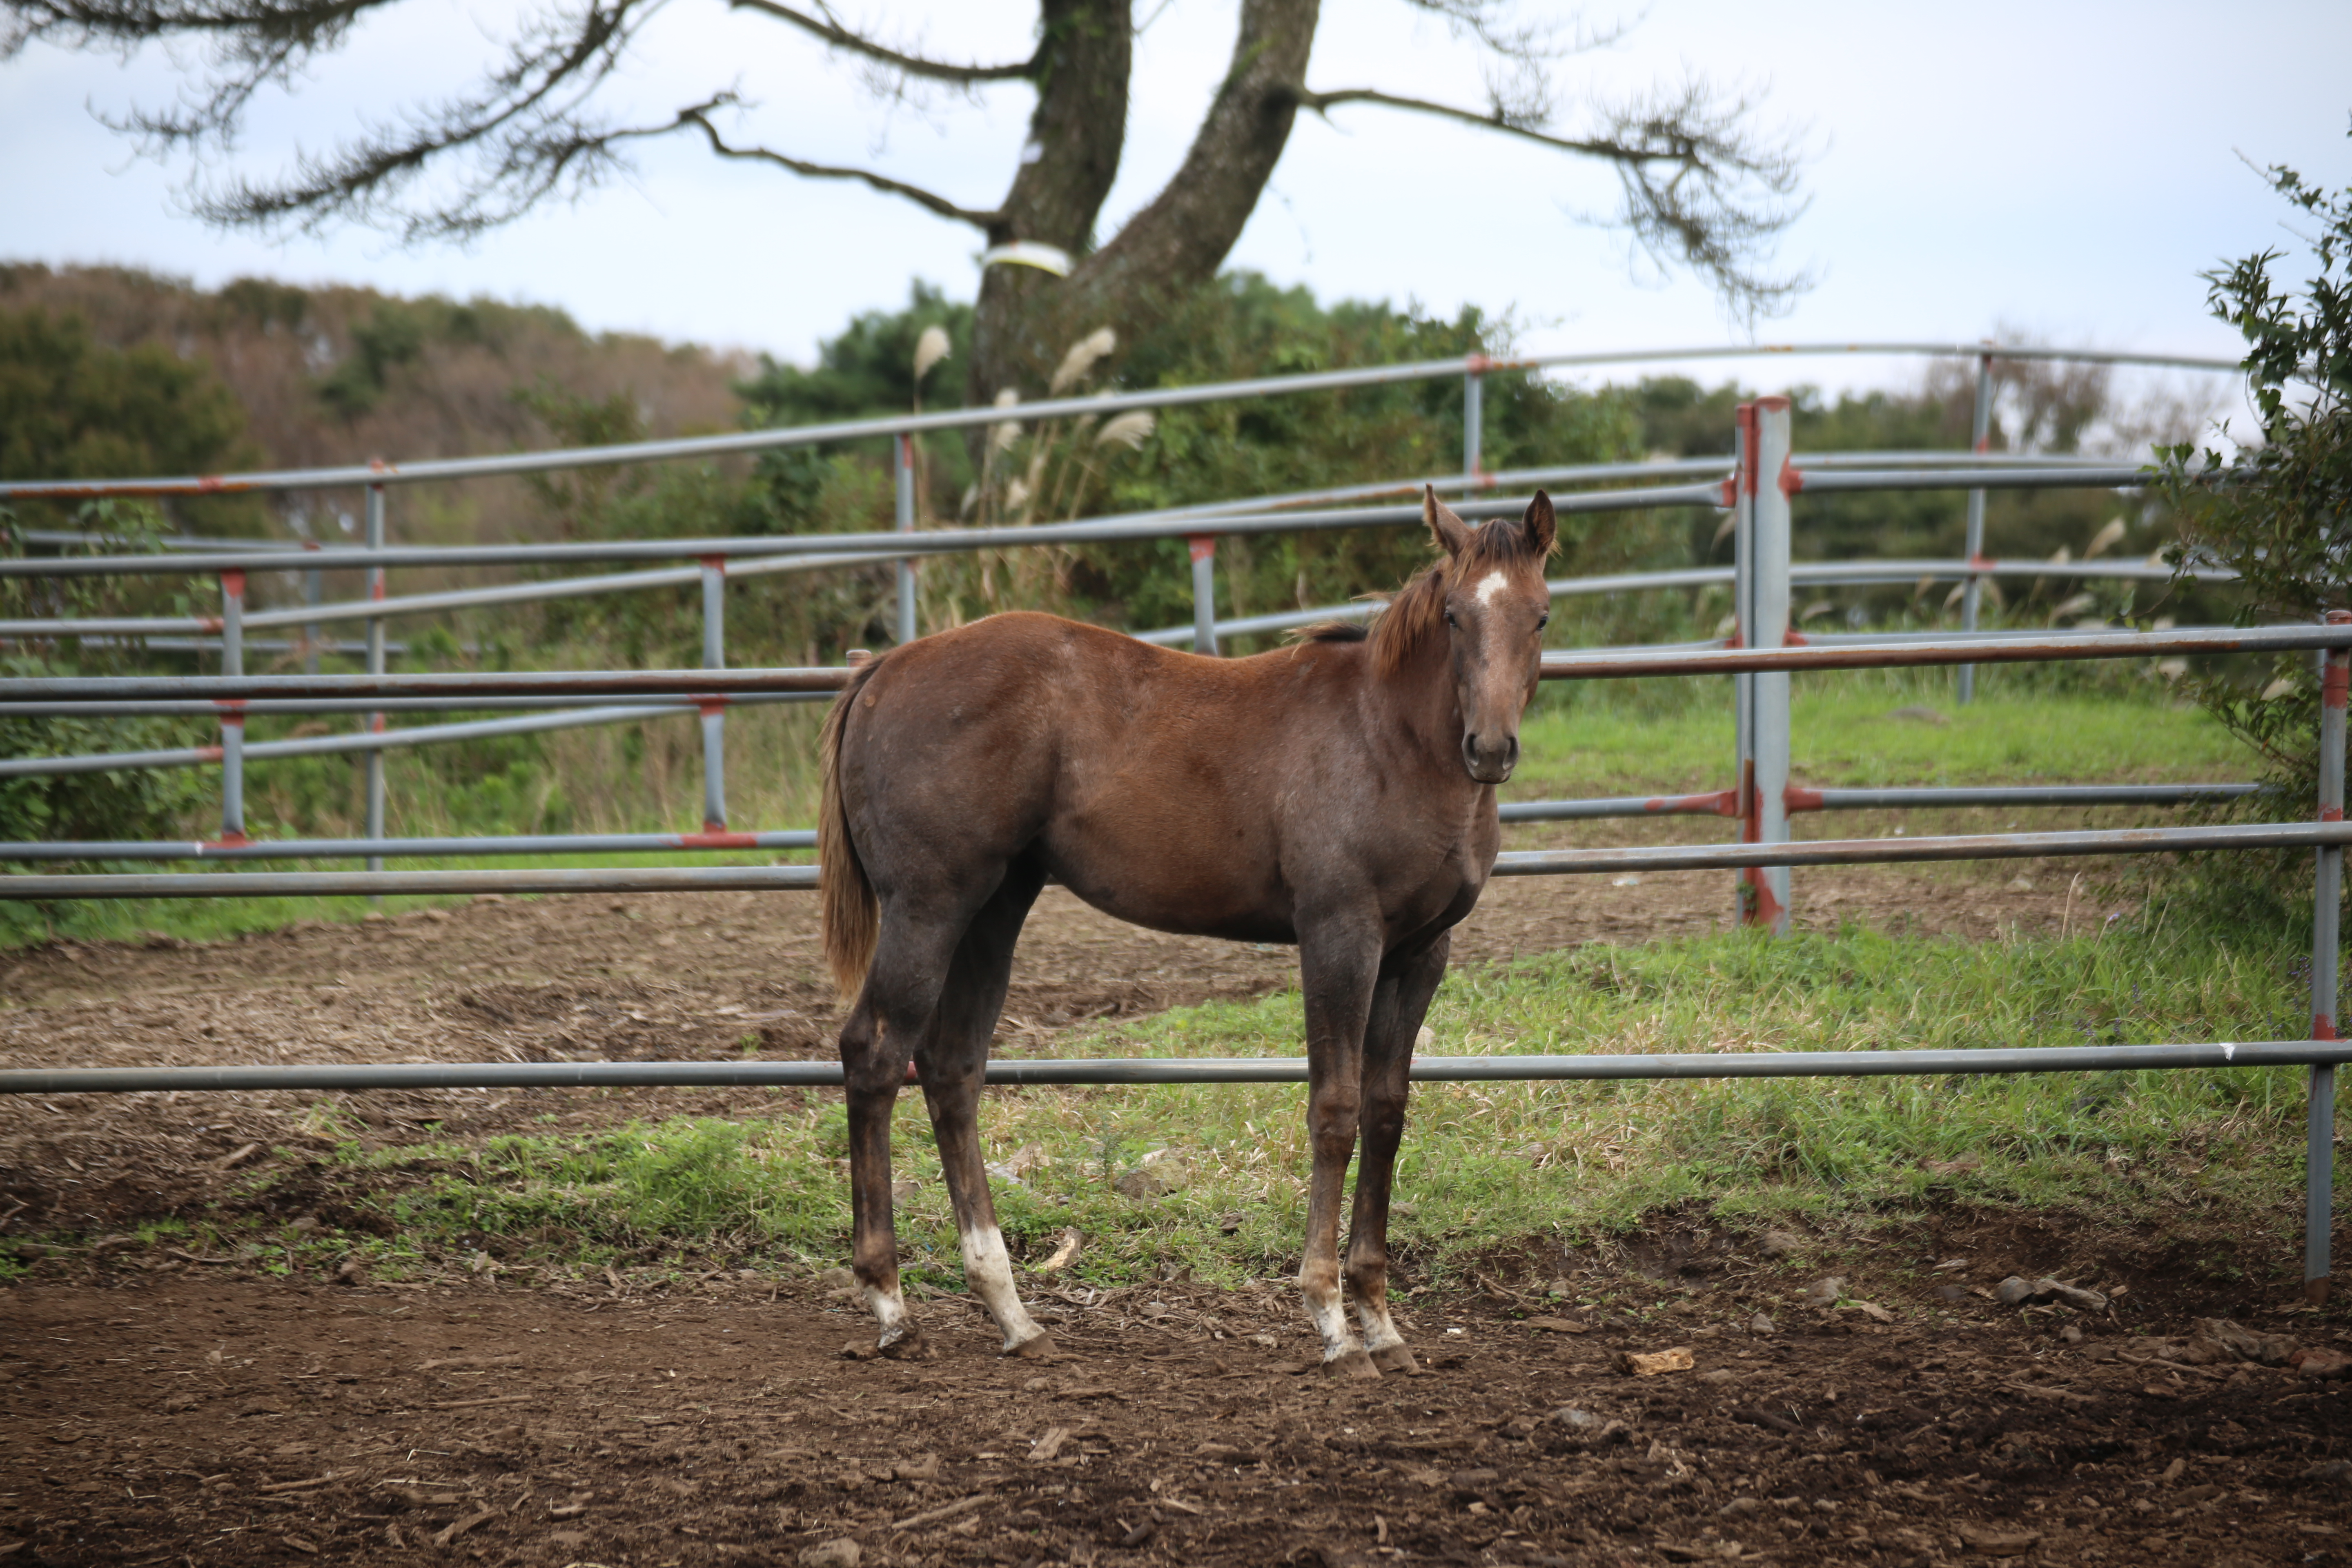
[1347,933,1450,1376]
[1296,918,1384,1379]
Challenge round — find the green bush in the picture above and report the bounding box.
[2149,147,2352,935]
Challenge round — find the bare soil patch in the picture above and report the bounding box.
[1,839,2205,1565]
[5,1211,2350,1568]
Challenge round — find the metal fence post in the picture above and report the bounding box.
[364,477,387,875]
[218,571,246,843]
[1958,350,1994,704]
[1731,404,1754,926]
[2310,608,2350,1303]
[699,555,728,833]
[1746,397,1794,935]
[894,433,918,646]
[1189,536,1218,656]
[302,544,322,676]
[1463,357,1486,498]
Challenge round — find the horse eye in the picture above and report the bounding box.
[1444,610,1459,628]
[1538,612,1550,628]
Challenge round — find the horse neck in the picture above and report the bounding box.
[1370,625,1473,778]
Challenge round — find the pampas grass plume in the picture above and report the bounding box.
[1049,327,1117,394]
[987,387,1023,456]
[913,325,951,383]
[1095,411,1155,450]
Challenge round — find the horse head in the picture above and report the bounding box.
[1423,486,1556,784]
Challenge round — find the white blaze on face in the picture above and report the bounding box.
[1474,569,1512,607]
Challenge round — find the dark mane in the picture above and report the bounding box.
[1367,514,1553,679]
[1293,620,1370,644]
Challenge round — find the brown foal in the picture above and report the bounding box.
[817,488,1557,1374]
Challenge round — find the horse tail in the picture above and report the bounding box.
[819,659,882,1003]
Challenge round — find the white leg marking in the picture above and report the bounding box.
[1474,569,1511,606]
[865,1281,910,1346]
[1354,1294,1406,1353]
[958,1223,1047,1352]
[1301,1270,1365,1363]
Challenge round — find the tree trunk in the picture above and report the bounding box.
[968,0,1320,407]
[966,0,1135,408]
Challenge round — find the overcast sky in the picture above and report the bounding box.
[4,0,2349,407]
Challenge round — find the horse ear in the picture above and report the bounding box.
[1424,486,1474,558]
[1523,490,1558,557]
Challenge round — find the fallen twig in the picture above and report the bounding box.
[2001,1381,2099,1405]
[891,1494,991,1530]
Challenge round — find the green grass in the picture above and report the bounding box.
[1513,668,2250,800]
[266,915,2311,1291]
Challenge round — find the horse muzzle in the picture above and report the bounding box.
[1461,731,1519,784]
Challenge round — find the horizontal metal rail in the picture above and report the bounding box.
[1486,818,2352,875]
[0,487,1725,578]
[1793,783,2262,812]
[3,452,2132,558]
[0,693,828,780]
[1789,465,2150,493]
[3,819,2342,900]
[0,462,2200,587]
[0,548,901,636]
[0,866,815,898]
[0,694,826,717]
[1537,623,2350,680]
[0,340,2236,502]
[7,622,2340,705]
[0,1038,2332,1097]
[0,830,815,861]
[0,552,2227,646]
[0,785,2264,860]
[1498,782,2262,822]
[1137,559,2228,648]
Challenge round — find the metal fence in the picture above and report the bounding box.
[16,339,2348,1298]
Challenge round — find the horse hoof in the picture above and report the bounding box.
[1324,1348,1381,1381]
[1370,1343,1422,1376]
[1003,1331,1058,1361]
[878,1327,933,1362]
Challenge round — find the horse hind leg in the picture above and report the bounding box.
[840,900,972,1359]
[918,864,1053,1358]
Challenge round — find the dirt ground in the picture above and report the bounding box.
[8,836,2287,1568]
[7,1218,2352,1568]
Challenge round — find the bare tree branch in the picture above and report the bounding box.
[725,0,1034,82]
[1288,72,1810,316]
[4,0,399,147]
[1398,0,1635,69]
[677,100,1000,227]
[173,0,669,241]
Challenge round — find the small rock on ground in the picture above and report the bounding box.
[799,1541,862,1568]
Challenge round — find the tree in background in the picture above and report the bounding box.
[1,1,1809,402]
[0,303,258,532]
